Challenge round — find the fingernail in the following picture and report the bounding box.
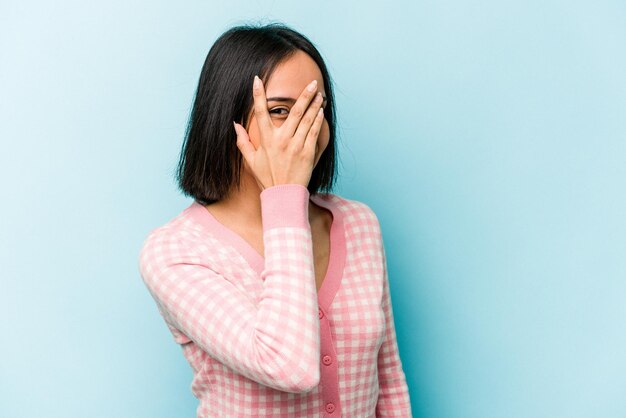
[307,79,317,92]
[253,75,261,89]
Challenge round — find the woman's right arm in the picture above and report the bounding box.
[138,183,320,393]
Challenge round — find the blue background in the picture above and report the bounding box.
[1,1,625,417]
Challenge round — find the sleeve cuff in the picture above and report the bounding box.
[260,184,310,231]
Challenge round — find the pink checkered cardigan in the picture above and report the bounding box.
[138,184,412,417]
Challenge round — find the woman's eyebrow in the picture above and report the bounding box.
[267,95,327,104]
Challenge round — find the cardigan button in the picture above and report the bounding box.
[325,402,335,413]
[318,308,324,319]
[322,355,332,366]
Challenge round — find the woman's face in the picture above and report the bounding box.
[245,50,330,170]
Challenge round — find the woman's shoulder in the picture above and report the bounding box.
[315,192,383,236]
[138,202,215,261]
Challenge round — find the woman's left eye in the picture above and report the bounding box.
[269,107,289,116]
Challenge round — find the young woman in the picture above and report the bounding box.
[139,23,412,417]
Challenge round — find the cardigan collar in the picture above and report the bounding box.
[187,193,346,311]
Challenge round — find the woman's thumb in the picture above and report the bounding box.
[233,122,255,163]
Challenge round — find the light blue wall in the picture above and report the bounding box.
[1,1,624,417]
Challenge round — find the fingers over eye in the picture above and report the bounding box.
[293,92,324,144]
[281,79,318,136]
[303,107,325,155]
[252,76,272,132]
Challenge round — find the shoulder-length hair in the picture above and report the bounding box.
[176,22,339,205]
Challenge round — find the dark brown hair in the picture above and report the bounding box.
[176,22,339,204]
